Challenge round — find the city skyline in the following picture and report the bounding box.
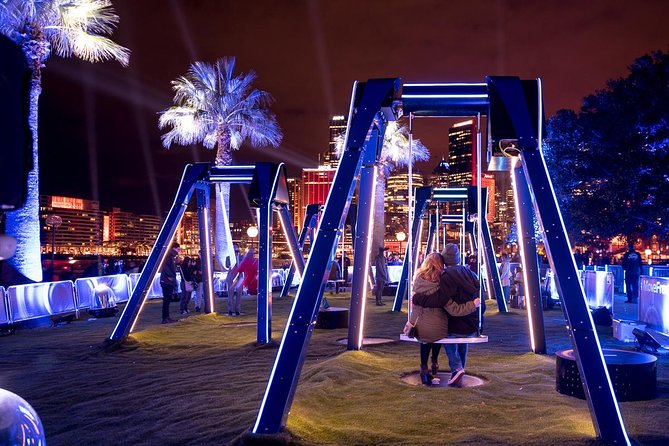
[36,0,668,217]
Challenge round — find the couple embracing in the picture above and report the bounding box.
[404,243,482,386]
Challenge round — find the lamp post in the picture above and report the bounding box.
[396,231,406,259]
[45,214,62,280]
[247,225,259,250]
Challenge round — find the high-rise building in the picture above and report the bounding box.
[448,120,477,187]
[177,211,201,256]
[103,208,162,255]
[287,177,302,228]
[300,167,336,226]
[481,173,496,223]
[40,195,103,255]
[385,170,426,234]
[322,115,347,169]
[430,157,450,188]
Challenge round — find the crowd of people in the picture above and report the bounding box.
[159,242,260,324]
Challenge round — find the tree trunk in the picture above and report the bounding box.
[5,40,48,282]
[371,169,387,257]
[213,130,235,270]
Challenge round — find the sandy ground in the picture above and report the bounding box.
[1,290,667,446]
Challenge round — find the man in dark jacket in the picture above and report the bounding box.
[440,243,481,386]
[160,242,180,324]
[374,247,389,306]
[621,241,643,303]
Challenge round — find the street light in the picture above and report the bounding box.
[45,214,62,280]
[644,248,653,265]
[396,231,406,258]
[247,225,259,250]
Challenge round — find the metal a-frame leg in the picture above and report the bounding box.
[347,128,383,350]
[481,216,508,312]
[280,204,319,297]
[488,76,628,444]
[478,187,508,312]
[107,163,211,343]
[523,148,627,441]
[392,186,432,312]
[426,212,437,255]
[195,182,215,314]
[511,160,546,353]
[276,204,306,277]
[253,79,399,434]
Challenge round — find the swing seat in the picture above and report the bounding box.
[399,334,488,344]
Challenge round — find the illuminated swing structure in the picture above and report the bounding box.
[105,162,305,346]
[249,77,630,445]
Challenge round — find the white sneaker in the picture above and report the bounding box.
[447,369,465,386]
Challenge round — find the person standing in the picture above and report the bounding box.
[224,245,243,316]
[160,242,180,324]
[191,255,204,313]
[499,253,511,304]
[179,256,194,315]
[440,243,481,387]
[374,247,389,306]
[622,241,643,303]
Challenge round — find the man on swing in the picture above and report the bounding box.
[440,243,482,386]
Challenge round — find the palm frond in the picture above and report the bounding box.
[60,31,129,65]
[158,106,211,148]
[0,0,129,65]
[334,120,429,169]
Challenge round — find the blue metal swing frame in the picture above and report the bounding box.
[250,77,629,445]
[106,162,301,346]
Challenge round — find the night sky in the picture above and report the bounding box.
[37,0,668,218]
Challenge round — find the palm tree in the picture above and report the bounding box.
[0,0,129,281]
[159,57,282,270]
[336,121,429,256]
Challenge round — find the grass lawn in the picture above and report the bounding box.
[1,291,667,445]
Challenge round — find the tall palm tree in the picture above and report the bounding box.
[0,0,129,281]
[159,57,282,270]
[336,121,429,256]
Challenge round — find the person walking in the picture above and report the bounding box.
[374,247,389,306]
[404,252,480,386]
[159,242,180,324]
[440,243,482,387]
[622,241,643,303]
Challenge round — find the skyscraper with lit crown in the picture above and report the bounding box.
[322,115,347,169]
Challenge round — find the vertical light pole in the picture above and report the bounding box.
[247,225,259,251]
[396,231,406,259]
[45,214,62,281]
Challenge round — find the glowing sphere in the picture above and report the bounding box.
[247,226,259,238]
[0,388,46,446]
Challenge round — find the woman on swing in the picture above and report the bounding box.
[404,252,481,386]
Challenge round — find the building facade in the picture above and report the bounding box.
[40,195,103,255]
[299,167,336,230]
[103,208,162,256]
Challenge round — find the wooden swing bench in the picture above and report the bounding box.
[399,334,488,344]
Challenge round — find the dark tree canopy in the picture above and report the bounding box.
[545,50,669,243]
